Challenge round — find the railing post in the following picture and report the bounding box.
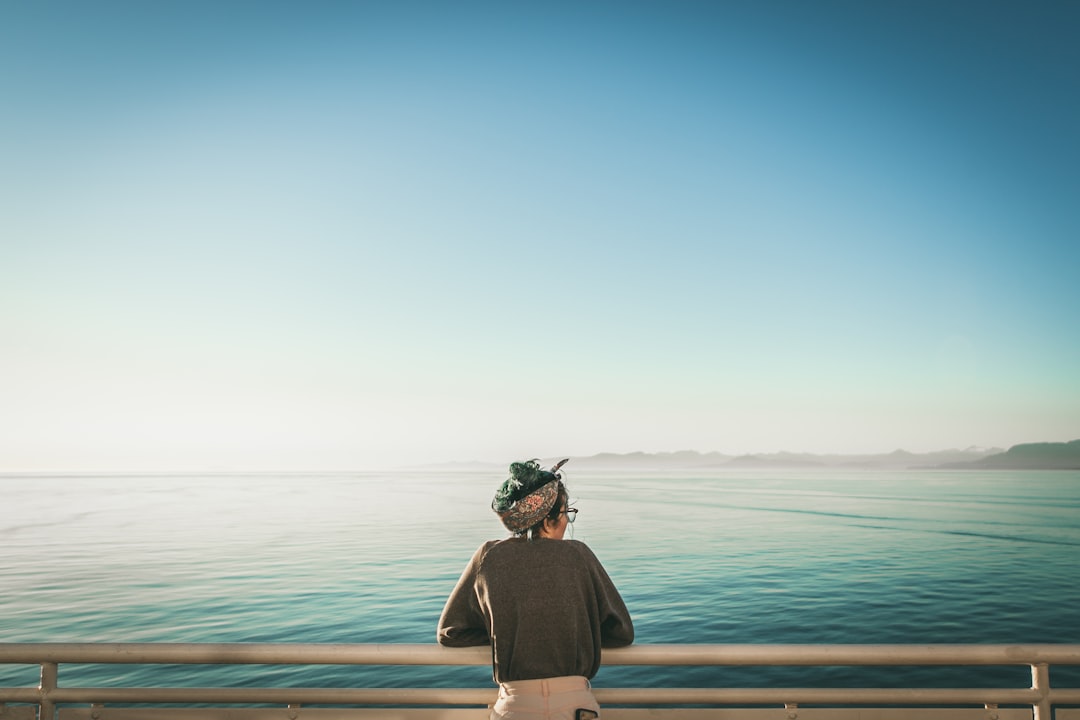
[38,662,57,720]
[1031,663,1050,720]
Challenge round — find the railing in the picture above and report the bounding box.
[2,644,1080,720]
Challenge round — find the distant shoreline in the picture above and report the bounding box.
[3,440,1076,475]
[425,440,1080,472]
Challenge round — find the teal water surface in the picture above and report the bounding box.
[2,469,1079,692]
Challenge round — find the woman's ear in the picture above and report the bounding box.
[539,514,560,537]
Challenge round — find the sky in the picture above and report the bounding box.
[2,1,1078,471]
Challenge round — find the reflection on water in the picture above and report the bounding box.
[2,469,1079,690]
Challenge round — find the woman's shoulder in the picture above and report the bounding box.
[481,537,590,558]
[564,539,602,562]
[466,539,503,564]
[564,539,592,549]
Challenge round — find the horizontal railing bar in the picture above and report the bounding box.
[594,688,1042,705]
[605,644,1080,666]
[0,686,1049,706]
[2,644,1080,667]
[0,688,42,702]
[1050,689,1080,703]
[44,688,495,704]
[0,645,488,667]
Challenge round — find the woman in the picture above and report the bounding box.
[437,459,634,720]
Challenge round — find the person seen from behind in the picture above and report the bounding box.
[437,458,634,720]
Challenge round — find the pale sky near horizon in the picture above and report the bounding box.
[2,1,1078,471]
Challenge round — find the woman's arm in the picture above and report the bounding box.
[436,544,492,647]
[577,542,635,647]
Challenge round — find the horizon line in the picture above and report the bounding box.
[8,440,1078,475]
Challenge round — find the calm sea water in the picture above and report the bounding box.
[2,469,1079,693]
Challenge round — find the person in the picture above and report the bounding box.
[437,458,634,720]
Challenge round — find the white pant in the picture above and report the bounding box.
[491,675,600,720]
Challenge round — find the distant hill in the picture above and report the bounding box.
[551,446,1002,471]
[724,447,1003,469]
[418,443,1080,472]
[941,440,1080,470]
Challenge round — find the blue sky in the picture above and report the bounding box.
[2,1,1078,470]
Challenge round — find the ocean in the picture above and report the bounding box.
[2,468,1079,694]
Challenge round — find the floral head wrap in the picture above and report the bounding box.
[492,459,568,533]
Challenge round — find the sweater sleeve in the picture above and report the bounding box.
[436,543,492,647]
[579,543,635,648]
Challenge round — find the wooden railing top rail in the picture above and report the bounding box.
[2,643,1080,666]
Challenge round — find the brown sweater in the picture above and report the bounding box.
[437,537,634,683]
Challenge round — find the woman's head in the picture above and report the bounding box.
[492,459,569,540]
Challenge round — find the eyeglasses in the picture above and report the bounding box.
[561,507,578,524]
